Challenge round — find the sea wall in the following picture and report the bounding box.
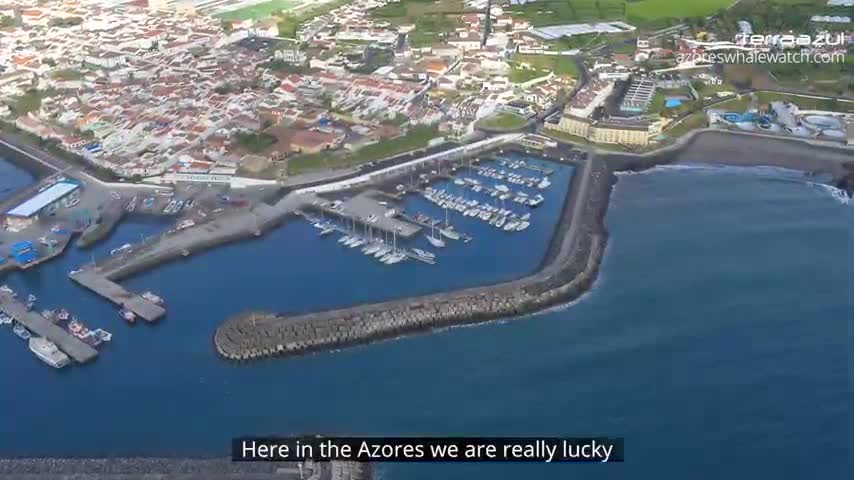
[214,154,613,360]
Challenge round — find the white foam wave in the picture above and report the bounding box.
[616,163,806,179]
[807,182,851,206]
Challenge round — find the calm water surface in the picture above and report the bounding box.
[0,158,849,480]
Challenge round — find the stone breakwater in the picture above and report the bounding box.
[0,458,370,479]
[214,155,612,361]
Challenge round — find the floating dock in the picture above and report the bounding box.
[0,291,98,363]
[70,270,165,322]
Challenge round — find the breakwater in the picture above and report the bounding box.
[214,153,612,360]
[0,458,370,480]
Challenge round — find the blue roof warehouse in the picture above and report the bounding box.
[3,181,81,232]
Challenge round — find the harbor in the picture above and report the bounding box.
[0,288,100,366]
[292,152,561,268]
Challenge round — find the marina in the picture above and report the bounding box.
[293,155,558,269]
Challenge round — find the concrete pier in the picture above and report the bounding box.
[0,291,98,363]
[314,192,422,239]
[69,270,165,322]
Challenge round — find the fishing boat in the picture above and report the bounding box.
[141,291,165,305]
[13,324,31,340]
[94,329,112,342]
[110,243,133,256]
[29,337,70,369]
[119,308,136,324]
[163,200,177,214]
[440,227,461,241]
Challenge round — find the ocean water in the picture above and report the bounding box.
[0,157,34,203]
[0,158,849,480]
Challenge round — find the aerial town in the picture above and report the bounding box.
[0,0,851,187]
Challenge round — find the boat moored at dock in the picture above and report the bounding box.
[29,337,70,369]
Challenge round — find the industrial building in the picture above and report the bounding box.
[3,181,81,232]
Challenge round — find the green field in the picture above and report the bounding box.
[509,0,734,27]
[476,112,529,130]
[216,0,301,21]
[372,0,463,47]
[288,125,440,174]
[625,0,732,22]
[509,54,580,83]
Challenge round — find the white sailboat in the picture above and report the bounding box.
[426,223,446,248]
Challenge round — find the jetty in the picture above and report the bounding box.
[214,149,611,361]
[70,270,165,322]
[0,291,98,363]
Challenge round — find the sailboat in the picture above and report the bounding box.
[426,223,445,248]
[439,206,461,240]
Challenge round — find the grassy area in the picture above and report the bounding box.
[51,69,84,81]
[216,0,301,21]
[476,113,528,130]
[625,0,731,22]
[507,0,625,26]
[288,125,440,174]
[235,131,278,153]
[664,111,708,138]
[755,92,854,113]
[507,0,730,27]
[509,54,579,84]
[276,0,349,37]
[7,89,53,115]
[712,95,752,112]
[372,0,462,48]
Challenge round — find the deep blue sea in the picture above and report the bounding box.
[0,156,850,479]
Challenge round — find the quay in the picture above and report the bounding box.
[69,270,165,322]
[0,291,98,363]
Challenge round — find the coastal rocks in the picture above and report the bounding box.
[215,156,613,362]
